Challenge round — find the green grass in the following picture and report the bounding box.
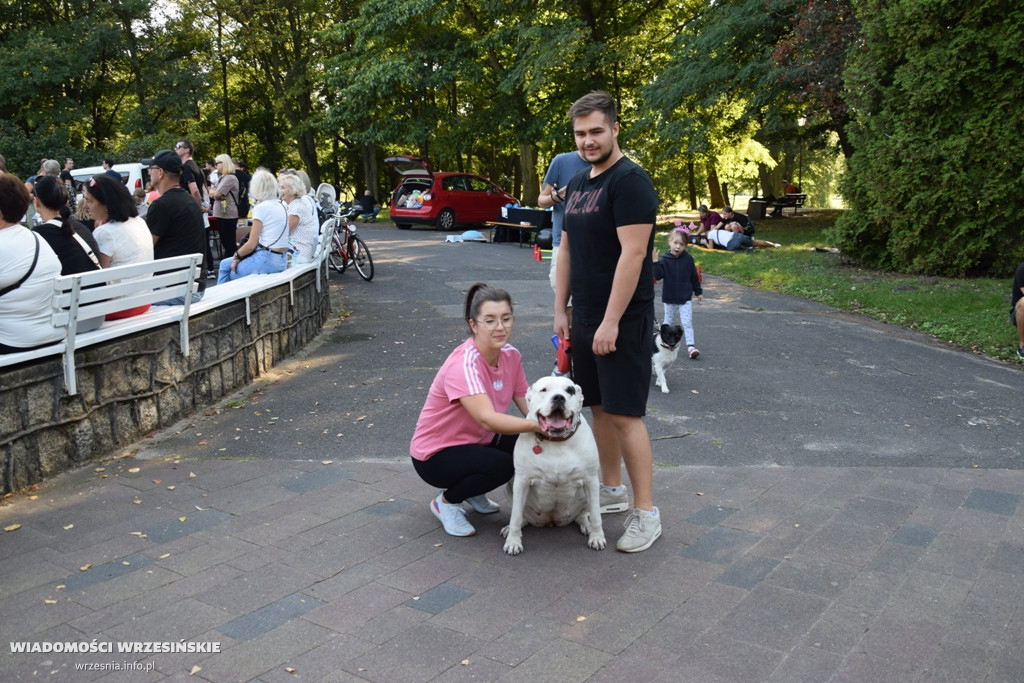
[658,209,1019,363]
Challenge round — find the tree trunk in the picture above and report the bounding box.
[361,142,378,198]
[687,159,697,210]
[519,142,538,205]
[297,128,320,188]
[720,181,730,208]
[757,163,773,197]
[706,161,724,208]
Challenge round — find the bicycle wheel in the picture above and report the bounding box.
[328,231,347,274]
[350,236,374,281]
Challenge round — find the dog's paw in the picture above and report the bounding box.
[661,386,670,394]
[501,525,524,554]
[588,533,607,550]
[503,538,524,555]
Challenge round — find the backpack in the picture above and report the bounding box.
[236,172,251,218]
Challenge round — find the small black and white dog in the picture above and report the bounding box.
[652,324,684,394]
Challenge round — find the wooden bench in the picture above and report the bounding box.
[0,226,336,395]
[771,193,807,216]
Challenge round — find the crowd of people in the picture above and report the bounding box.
[0,145,333,355]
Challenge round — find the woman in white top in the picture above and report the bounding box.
[85,174,154,269]
[83,174,155,319]
[279,172,318,264]
[217,168,289,283]
[0,174,65,353]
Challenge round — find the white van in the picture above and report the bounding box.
[70,163,149,199]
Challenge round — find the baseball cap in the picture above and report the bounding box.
[142,149,183,174]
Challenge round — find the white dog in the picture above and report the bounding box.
[501,376,606,555]
[652,323,684,394]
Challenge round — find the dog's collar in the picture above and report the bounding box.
[536,414,581,444]
[658,341,679,351]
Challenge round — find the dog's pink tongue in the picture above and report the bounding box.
[540,415,571,432]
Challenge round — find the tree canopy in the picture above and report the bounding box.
[2,0,1022,275]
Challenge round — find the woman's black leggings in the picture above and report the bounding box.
[412,434,518,504]
[218,217,239,258]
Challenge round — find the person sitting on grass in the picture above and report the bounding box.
[693,204,721,241]
[714,205,755,236]
[1012,261,1024,361]
[702,221,780,251]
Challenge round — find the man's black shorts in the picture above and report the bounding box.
[571,309,653,417]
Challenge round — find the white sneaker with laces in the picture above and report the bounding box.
[465,494,499,514]
[616,507,662,553]
[599,486,629,514]
[431,494,476,536]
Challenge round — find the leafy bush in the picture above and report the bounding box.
[829,0,1024,277]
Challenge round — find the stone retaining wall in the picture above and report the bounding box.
[0,269,330,493]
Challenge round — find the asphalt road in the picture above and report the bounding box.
[136,223,1024,470]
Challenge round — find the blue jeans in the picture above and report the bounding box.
[153,291,205,307]
[217,249,287,284]
[726,233,753,251]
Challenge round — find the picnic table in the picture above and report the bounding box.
[771,193,807,216]
[485,221,539,248]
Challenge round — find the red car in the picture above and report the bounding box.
[386,155,519,230]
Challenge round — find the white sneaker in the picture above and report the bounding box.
[465,494,499,514]
[616,507,662,553]
[431,494,476,536]
[599,486,629,514]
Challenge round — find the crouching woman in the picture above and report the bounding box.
[410,283,544,537]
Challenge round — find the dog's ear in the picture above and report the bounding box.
[574,383,584,399]
[526,382,538,404]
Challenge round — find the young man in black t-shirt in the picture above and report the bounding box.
[142,149,207,304]
[554,91,662,553]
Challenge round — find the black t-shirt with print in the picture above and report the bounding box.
[562,156,659,325]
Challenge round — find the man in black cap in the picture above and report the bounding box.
[142,149,207,304]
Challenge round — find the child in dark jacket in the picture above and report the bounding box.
[653,226,703,358]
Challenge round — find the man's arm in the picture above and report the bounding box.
[592,223,651,356]
[538,182,566,209]
[553,230,572,340]
[182,165,203,207]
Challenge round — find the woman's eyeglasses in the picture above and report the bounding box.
[475,315,515,330]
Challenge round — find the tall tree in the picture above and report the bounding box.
[209,0,360,186]
[772,0,859,158]
[642,0,799,204]
[326,0,682,204]
[0,0,204,172]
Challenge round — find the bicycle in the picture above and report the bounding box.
[322,198,374,281]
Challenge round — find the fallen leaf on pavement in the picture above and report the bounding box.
[4,524,22,532]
